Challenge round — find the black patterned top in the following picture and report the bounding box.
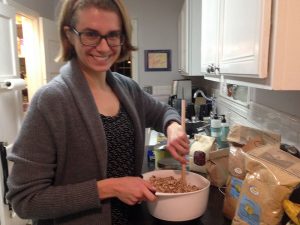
[100,105,135,225]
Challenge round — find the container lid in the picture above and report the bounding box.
[221,115,229,127]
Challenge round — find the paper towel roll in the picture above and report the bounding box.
[1,78,26,91]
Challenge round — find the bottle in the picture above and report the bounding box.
[210,114,222,148]
[220,115,229,148]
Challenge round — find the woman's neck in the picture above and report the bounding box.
[83,71,108,91]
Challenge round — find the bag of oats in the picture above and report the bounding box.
[232,145,300,225]
[223,125,281,220]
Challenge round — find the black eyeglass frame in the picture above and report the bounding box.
[71,27,124,47]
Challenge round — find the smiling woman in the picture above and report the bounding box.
[6,1,189,225]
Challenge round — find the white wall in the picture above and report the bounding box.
[12,0,59,19]
[124,0,184,88]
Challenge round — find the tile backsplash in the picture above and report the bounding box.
[217,95,300,150]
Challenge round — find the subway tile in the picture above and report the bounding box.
[219,98,300,149]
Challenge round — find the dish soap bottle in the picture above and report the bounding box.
[210,114,222,148]
[220,115,229,148]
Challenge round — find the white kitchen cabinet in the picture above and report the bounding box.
[220,0,271,78]
[202,0,300,90]
[200,0,221,75]
[201,0,271,78]
[178,0,202,76]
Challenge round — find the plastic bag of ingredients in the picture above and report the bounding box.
[232,144,300,225]
[206,148,229,187]
[189,134,216,174]
[223,125,281,220]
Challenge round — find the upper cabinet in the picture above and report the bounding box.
[178,0,202,76]
[201,0,271,78]
[201,0,221,76]
[201,0,300,90]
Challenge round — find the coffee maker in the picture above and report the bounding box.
[168,79,192,114]
[171,79,192,103]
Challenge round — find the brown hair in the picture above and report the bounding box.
[55,0,137,63]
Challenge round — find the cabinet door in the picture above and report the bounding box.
[178,0,202,76]
[39,17,63,83]
[201,0,221,74]
[188,0,202,76]
[0,3,18,79]
[178,0,188,75]
[219,0,272,78]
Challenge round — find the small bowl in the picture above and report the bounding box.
[143,169,210,221]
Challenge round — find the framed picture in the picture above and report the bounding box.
[144,49,171,71]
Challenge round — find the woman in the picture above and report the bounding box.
[7,0,189,224]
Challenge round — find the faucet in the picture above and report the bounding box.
[193,89,217,116]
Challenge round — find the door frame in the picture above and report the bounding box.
[131,19,138,83]
[7,0,44,101]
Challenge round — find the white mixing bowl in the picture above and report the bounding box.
[143,169,210,221]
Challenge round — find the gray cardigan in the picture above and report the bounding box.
[7,59,181,225]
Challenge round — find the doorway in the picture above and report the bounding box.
[16,14,29,111]
[111,19,138,81]
[15,13,43,111]
[111,58,132,78]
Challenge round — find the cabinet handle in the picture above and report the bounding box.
[207,64,220,75]
[207,64,213,73]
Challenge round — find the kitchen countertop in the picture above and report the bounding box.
[128,158,232,225]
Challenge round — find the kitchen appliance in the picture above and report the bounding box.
[0,91,26,225]
[198,103,212,121]
[167,94,177,107]
[168,95,183,114]
[185,103,195,120]
[185,119,210,138]
[171,79,192,104]
[142,169,210,221]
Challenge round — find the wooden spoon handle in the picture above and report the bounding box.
[181,99,186,184]
[181,99,186,131]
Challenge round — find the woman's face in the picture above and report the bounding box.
[71,7,122,75]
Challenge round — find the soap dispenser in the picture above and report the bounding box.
[210,114,222,148]
[220,115,229,148]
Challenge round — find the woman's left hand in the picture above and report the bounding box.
[166,122,189,164]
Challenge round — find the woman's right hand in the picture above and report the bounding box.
[97,176,157,205]
[166,121,190,164]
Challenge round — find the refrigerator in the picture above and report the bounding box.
[0,0,61,223]
[0,2,30,225]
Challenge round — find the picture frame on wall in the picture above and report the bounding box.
[144,49,171,71]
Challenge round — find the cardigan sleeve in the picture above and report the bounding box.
[6,86,101,220]
[140,88,181,134]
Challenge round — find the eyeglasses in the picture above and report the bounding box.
[71,27,124,47]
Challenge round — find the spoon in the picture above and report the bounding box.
[180,98,187,185]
